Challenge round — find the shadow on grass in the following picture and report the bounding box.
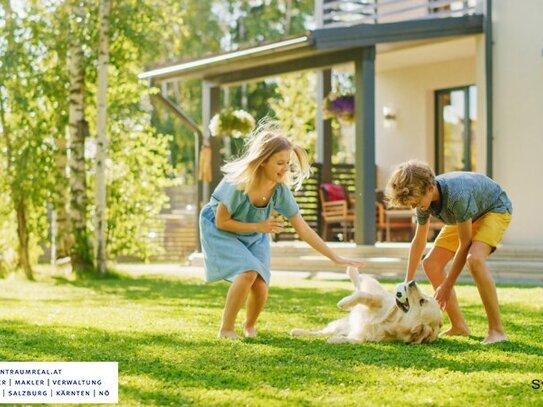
[0,313,541,394]
[50,273,355,313]
[49,271,543,346]
[0,270,541,406]
[51,273,228,309]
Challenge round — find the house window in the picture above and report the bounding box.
[435,85,477,173]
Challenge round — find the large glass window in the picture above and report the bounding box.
[435,85,477,173]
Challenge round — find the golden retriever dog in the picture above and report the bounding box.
[290,268,442,344]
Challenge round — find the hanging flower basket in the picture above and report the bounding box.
[209,108,256,138]
[323,93,355,124]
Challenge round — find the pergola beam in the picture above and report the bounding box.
[205,49,357,86]
[312,15,483,49]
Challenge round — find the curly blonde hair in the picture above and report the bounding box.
[385,160,435,208]
[221,119,310,193]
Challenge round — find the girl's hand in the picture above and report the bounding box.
[256,217,285,234]
[332,256,367,268]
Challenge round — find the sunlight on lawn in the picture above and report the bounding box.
[0,267,541,406]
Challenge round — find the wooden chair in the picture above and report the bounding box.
[375,201,414,242]
[319,183,355,241]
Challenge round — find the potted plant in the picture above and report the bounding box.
[208,108,256,138]
[323,93,355,124]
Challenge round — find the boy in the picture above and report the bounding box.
[385,160,512,344]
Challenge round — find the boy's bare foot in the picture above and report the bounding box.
[242,322,257,337]
[440,325,471,337]
[481,331,508,345]
[218,330,241,340]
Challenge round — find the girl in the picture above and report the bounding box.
[200,122,365,339]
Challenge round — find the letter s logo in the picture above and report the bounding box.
[532,379,541,390]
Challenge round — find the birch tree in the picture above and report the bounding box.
[68,0,93,272]
[44,3,72,260]
[0,0,58,279]
[95,0,111,275]
[0,1,33,279]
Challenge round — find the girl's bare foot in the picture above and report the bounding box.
[481,331,507,345]
[218,330,241,340]
[440,325,471,337]
[242,322,257,337]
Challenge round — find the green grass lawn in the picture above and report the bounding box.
[0,267,541,406]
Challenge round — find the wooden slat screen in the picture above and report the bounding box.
[273,163,355,241]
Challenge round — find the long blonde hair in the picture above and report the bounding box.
[221,120,310,193]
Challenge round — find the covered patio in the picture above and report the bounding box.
[139,14,484,246]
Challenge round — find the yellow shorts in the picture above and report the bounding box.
[433,212,512,253]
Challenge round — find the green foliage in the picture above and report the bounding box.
[0,190,16,277]
[228,81,279,121]
[231,0,314,44]
[106,116,177,260]
[268,72,317,160]
[0,0,63,274]
[0,269,541,406]
[209,108,256,138]
[89,4,183,261]
[147,0,225,180]
[0,0,188,270]
[0,0,318,271]
[153,0,315,177]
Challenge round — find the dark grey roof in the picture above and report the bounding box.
[139,15,483,85]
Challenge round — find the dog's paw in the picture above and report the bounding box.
[337,294,357,310]
[346,266,361,290]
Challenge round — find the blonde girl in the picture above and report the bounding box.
[200,121,365,339]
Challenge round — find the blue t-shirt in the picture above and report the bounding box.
[207,179,300,224]
[416,172,512,225]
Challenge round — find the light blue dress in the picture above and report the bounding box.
[199,179,299,285]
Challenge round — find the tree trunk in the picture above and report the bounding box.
[53,130,72,259]
[284,0,292,35]
[95,0,112,275]
[15,198,33,280]
[0,0,34,280]
[68,0,93,272]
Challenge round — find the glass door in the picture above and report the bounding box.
[435,85,477,173]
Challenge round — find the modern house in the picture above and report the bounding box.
[140,0,543,276]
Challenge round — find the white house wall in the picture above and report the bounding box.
[492,0,543,245]
[375,56,476,189]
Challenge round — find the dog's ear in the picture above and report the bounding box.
[409,324,435,344]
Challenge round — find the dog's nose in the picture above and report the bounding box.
[408,280,417,288]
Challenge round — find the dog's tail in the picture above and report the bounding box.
[290,322,341,337]
[346,266,361,291]
[290,328,330,337]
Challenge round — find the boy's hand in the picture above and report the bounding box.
[434,280,453,309]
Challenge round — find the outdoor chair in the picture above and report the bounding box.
[375,189,414,242]
[319,183,355,241]
[375,201,414,242]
